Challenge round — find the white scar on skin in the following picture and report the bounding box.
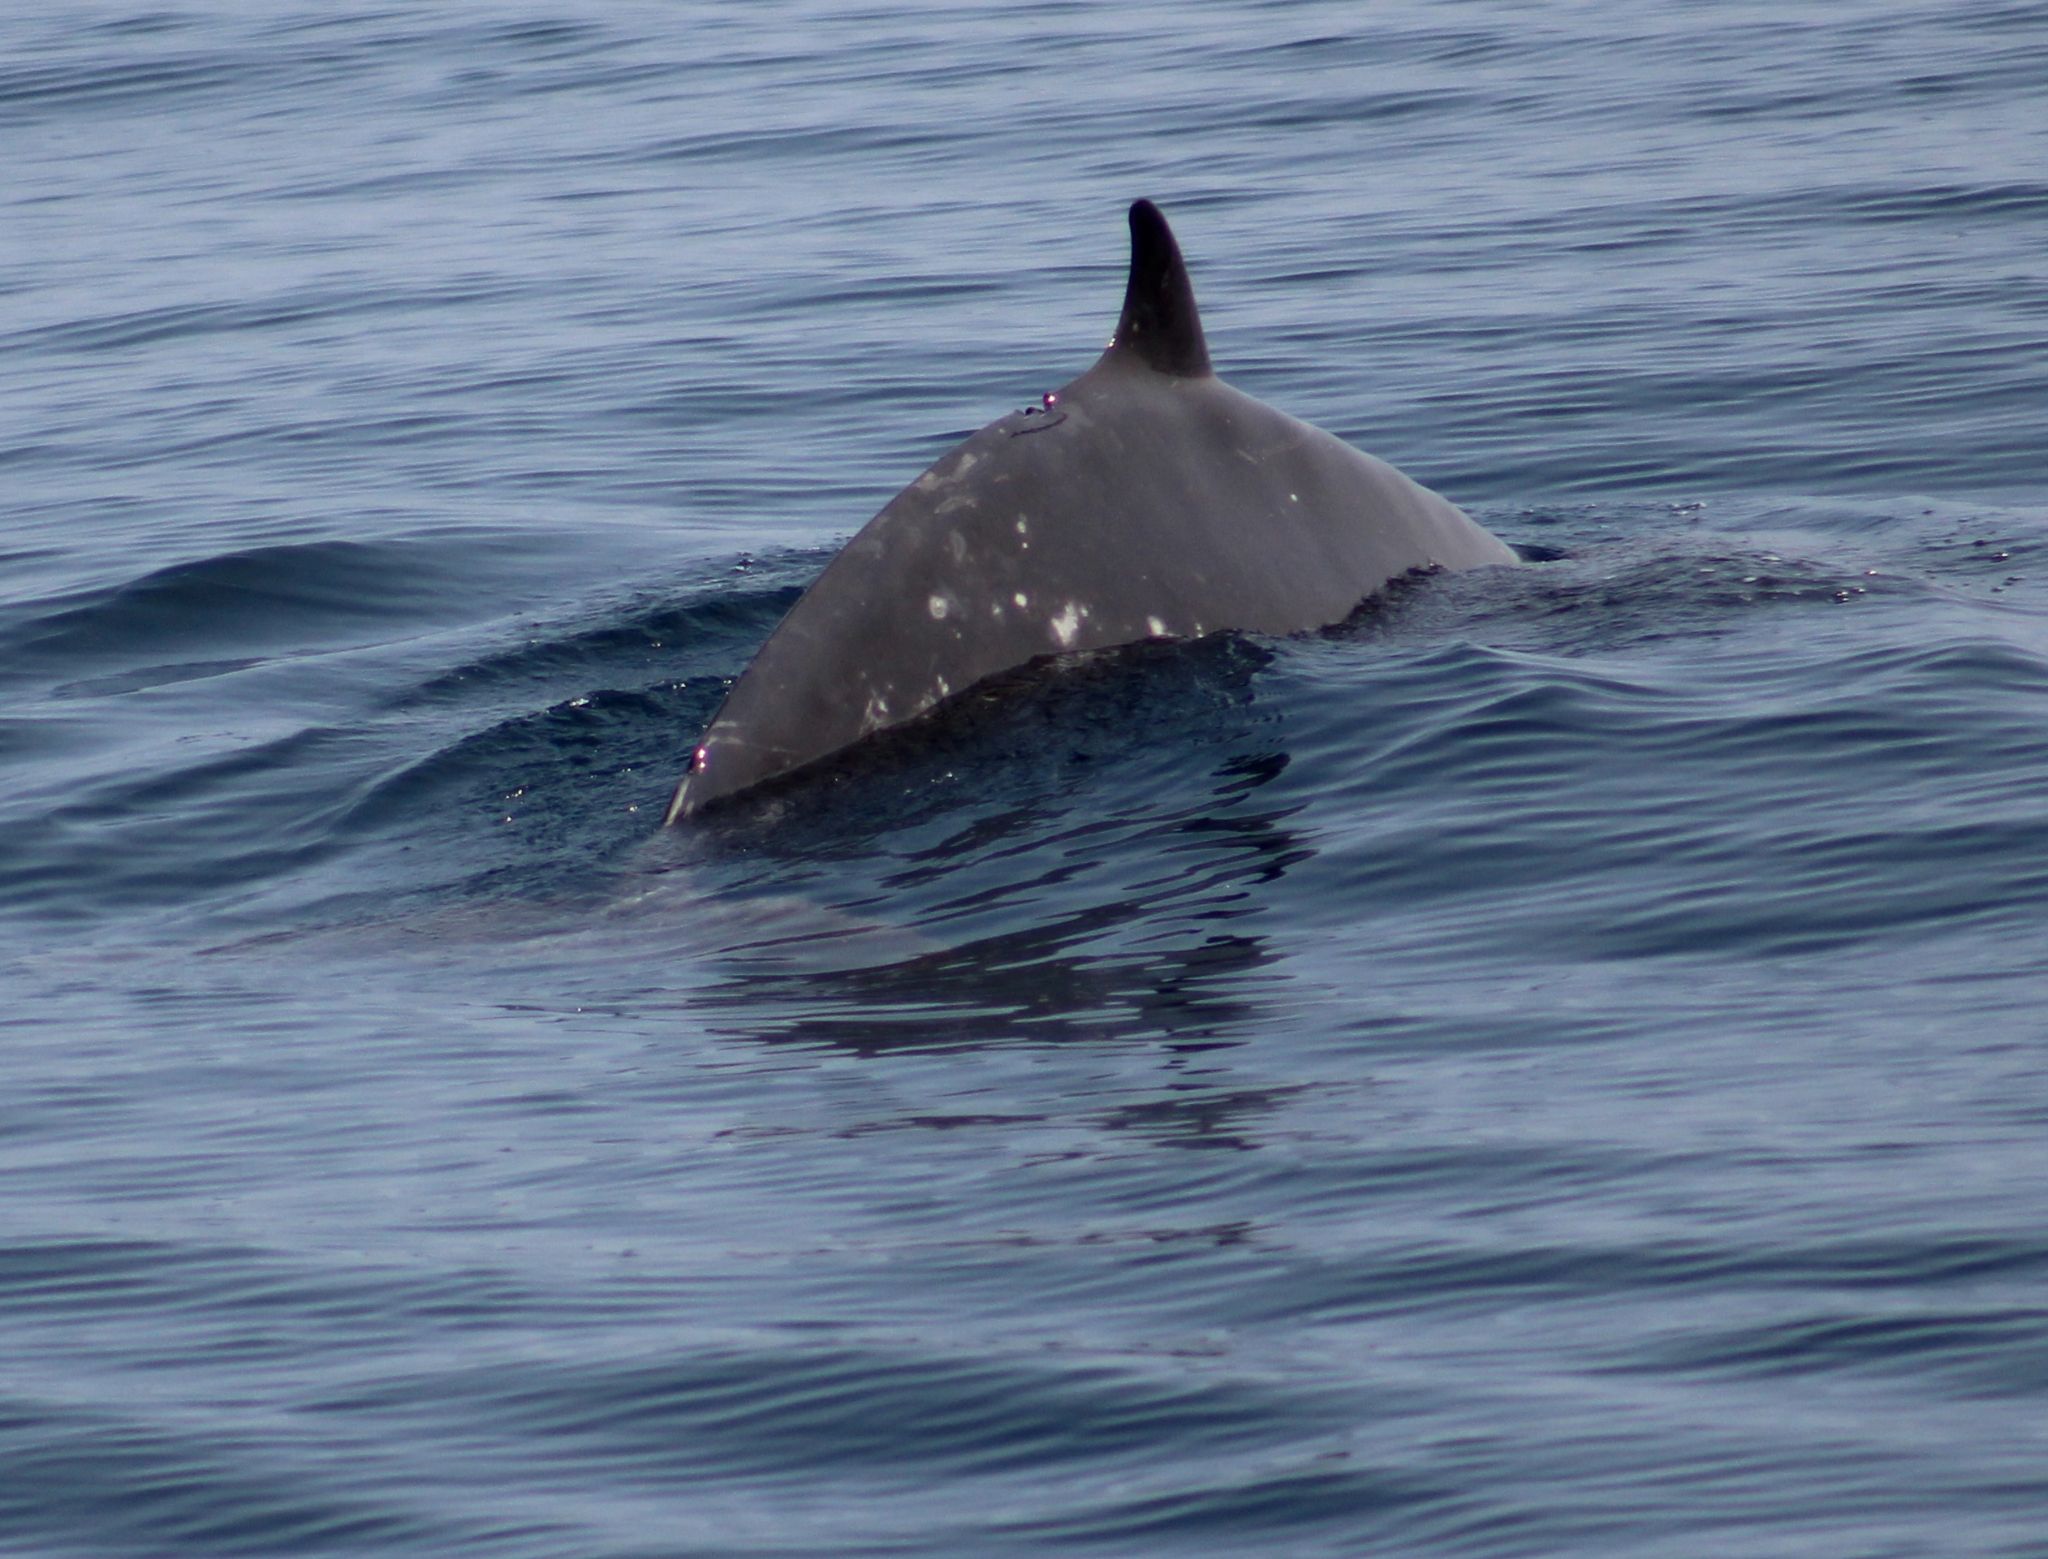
[1051,602,1081,647]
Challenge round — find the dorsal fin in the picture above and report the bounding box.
[1110,199,1212,378]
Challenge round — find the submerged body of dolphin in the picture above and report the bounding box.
[666,200,1513,821]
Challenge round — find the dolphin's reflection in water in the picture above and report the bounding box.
[694,749,1312,1083]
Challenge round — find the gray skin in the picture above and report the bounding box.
[666,199,1514,821]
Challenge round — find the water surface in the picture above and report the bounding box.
[4,3,2048,1554]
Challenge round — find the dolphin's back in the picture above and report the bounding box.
[666,203,1513,819]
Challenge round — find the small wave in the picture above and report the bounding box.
[0,1236,534,1554]
[1289,569,2048,967]
[0,51,247,121]
[0,1393,453,1555]
[387,569,808,712]
[1,537,519,686]
[320,1342,1308,1482]
[4,275,529,362]
[1628,1304,2048,1395]
[335,684,693,847]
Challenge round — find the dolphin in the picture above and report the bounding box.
[665,199,1513,821]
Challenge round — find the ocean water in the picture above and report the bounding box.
[5,2,2048,1554]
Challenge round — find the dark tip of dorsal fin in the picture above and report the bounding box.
[1111,199,1212,378]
